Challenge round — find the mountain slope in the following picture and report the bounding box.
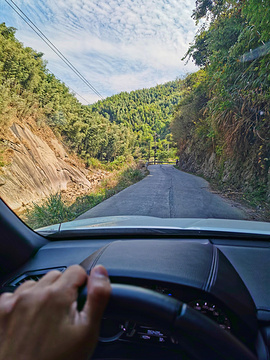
[89,80,183,159]
[171,0,270,212]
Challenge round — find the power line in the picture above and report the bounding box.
[66,87,91,105]
[5,0,103,100]
[5,0,104,100]
[47,69,90,105]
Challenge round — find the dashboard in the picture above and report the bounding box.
[99,280,233,346]
[1,236,270,359]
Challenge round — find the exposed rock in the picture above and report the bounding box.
[0,123,93,211]
[0,176,6,186]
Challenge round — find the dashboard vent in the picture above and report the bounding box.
[6,267,66,287]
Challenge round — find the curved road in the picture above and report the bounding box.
[77,165,246,220]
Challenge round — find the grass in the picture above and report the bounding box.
[25,193,74,229]
[24,165,147,229]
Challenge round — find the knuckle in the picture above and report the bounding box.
[0,292,12,302]
[44,285,74,307]
[38,287,56,303]
[68,264,86,276]
[11,292,30,311]
[14,280,36,292]
[15,289,32,303]
[44,269,62,277]
[18,287,52,307]
[0,293,15,315]
[92,282,111,302]
[30,287,61,309]
[59,285,77,302]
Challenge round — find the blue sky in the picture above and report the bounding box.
[1,0,198,104]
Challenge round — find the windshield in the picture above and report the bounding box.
[0,0,269,230]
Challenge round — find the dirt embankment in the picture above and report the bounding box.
[0,120,108,212]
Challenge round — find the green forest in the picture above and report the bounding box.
[89,82,183,160]
[0,0,269,211]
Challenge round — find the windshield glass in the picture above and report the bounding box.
[0,0,269,230]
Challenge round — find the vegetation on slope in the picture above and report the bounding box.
[171,0,270,210]
[0,23,134,165]
[89,82,183,159]
[0,22,181,165]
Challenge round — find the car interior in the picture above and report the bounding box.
[0,198,269,360]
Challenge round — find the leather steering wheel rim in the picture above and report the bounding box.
[78,283,257,360]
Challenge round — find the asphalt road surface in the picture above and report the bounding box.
[77,165,246,220]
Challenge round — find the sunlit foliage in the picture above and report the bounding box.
[173,0,270,204]
[89,81,183,160]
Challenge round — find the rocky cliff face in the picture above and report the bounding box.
[177,141,269,203]
[0,122,103,211]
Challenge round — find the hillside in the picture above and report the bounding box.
[0,116,109,211]
[0,23,180,212]
[0,23,133,211]
[0,23,135,166]
[89,81,183,159]
[171,0,270,213]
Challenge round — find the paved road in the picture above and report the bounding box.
[77,165,246,220]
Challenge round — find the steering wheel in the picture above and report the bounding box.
[78,283,257,360]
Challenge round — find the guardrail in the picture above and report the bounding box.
[146,161,177,166]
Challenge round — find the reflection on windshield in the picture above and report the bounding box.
[0,0,269,228]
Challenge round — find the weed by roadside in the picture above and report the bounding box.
[25,193,74,229]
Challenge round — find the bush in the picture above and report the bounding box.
[26,193,73,229]
[87,157,104,169]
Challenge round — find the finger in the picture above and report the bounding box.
[69,300,78,323]
[0,293,13,302]
[14,280,36,295]
[83,265,111,326]
[53,265,87,298]
[0,293,16,315]
[0,293,16,335]
[34,270,62,288]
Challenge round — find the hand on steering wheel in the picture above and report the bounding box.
[0,265,111,360]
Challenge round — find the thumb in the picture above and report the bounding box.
[84,265,111,326]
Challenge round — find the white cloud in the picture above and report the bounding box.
[1,0,198,103]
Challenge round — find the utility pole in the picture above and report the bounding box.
[154,133,157,165]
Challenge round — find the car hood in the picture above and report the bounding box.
[37,216,270,238]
